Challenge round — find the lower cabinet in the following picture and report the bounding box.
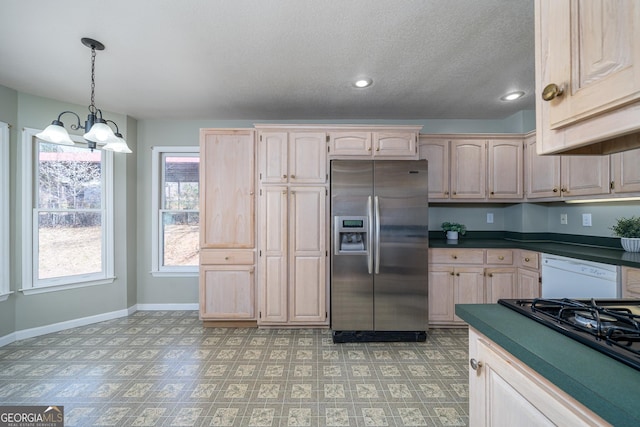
[468,328,609,426]
[622,266,640,298]
[200,265,255,320]
[428,248,541,326]
[259,185,328,326]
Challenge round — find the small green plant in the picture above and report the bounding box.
[441,222,466,235]
[610,216,640,238]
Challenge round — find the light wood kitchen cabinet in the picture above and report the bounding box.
[417,137,450,199]
[622,266,640,299]
[199,129,256,322]
[450,139,486,199]
[420,135,523,201]
[429,248,541,326]
[535,0,640,155]
[200,129,255,249]
[258,130,327,184]
[468,328,610,426]
[487,139,523,199]
[328,127,420,158]
[258,185,327,326]
[611,148,640,194]
[525,135,610,199]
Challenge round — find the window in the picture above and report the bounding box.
[151,146,199,276]
[21,128,114,294]
[0,122,9,301]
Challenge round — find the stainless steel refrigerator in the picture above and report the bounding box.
[330,160,429,342]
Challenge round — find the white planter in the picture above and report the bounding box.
[621,237,640,252]
[446,231,459,240]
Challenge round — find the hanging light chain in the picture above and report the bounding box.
[89,45,97,114]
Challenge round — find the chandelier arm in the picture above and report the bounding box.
[55,111,84,130]
[104,119,120,135]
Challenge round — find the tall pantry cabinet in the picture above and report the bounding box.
[256,127,328,326]
[199,129,257,325]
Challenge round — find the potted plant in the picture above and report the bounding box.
[610,216,640,252]
[442,222,466,241]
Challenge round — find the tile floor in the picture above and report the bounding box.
[0,311,469,426]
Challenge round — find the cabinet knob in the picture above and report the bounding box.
[524,257,530,262]
[290,174,296,179]
[541,83,564,101]
[452,255,457,259]
[487,273,493,277]
[282,174,287,178]
[470,358,483,371]
[490,191,495,195]
[561,187,568,193]
[456,272,460,276]
[444,191,449,195]
[450,272,455,276]
[367,146,372,151]
[453,192,457,195]
[224,256,229,260]
[552,188,558,193]
[282,190,287,194]
[498,256,504,260]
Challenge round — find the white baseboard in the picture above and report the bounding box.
[0,303,199,347]
[136,303,199,311]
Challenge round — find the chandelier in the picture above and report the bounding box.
[35,38,132,153]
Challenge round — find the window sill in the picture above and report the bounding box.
[0,291,13,302]
[150,270,198,278]
[20,277,115,295]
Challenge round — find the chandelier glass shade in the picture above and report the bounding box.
[35,38,132,154]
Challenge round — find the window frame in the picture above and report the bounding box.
[151,146,200,277]
[21,127,114,295]
[0,122,10,301]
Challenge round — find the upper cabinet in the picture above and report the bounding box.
[525,133,610,199]
[419,135,523,201]
[257,130,327,184]
[328,126,420,159]
[535,0,640,155]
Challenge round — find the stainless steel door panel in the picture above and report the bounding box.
[373,161,429,331]
[330,161,374,330]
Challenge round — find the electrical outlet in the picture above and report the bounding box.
[582,213,592,227]
[560,213,568,225]
[487,213,494,223]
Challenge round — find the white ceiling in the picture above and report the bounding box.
[0,0,535,121]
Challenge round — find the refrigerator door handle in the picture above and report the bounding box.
[374,195,380,274]
[367,196,373,274]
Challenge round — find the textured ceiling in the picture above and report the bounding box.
[0,0,535,121]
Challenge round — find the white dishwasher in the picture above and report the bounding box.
[541,253,621,299]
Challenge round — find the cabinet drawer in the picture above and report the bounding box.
[200,250,254,265]
[518,250,539,270]
[486,249,513,265]
[429,249,484,265]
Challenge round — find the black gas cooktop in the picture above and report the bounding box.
[498,298,640,372]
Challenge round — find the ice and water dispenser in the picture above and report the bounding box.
[334,216,368,254]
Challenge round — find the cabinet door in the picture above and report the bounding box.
[524,135,561,199]
[200,130,255,248]
[329,131,372,156]
[373,132,417,157]
[561,155,610,197]
[259,131,288,184]
[454,267,485,322]
[428,266,455,323]
[485,268,517,304]
[535,0,640,155]
[488,140,523,199]
[289,132,327,183]
[200,265,255,320]
[289,186,327,324]
[542,0,640,130]
[622,266,640,299]
[259,186,288,323]
[450,140,486,199]
[518,268,541,300]
[611,148,640,193]
[419,138,450,199]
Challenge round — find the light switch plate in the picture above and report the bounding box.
[560,214,568,225]
[487,213,494,223]
[582,213,592,227]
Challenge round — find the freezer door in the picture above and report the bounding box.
[373,160,429,331]
[330,160,374,330]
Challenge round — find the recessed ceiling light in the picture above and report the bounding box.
[354,78,373,88]
[501,91,525,101]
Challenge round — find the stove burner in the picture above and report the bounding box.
[572,310,618,330]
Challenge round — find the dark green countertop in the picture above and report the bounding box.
[455,303,640,427]
[429,233,640,268]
